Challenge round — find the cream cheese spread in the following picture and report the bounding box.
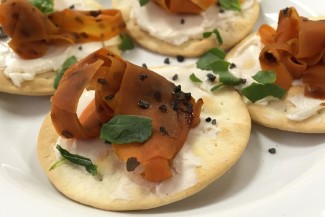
[0,0,120,87]
[129,0,255,45]
[55,64,220,198]
[227,33,325,121]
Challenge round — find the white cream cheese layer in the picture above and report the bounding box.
[55,65,220,199]
[0,0,119,87]
[129,0,255,45]
[227,33,325,121]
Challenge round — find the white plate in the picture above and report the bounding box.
[1,1,325,217]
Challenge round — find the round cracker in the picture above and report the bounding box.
[112,0,260,57]
[226,30,325,133]
[0,45,120,96]
[37,85,251,210]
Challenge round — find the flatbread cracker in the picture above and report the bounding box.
[37,82,251,210]
[112,0,260,57]
[226,28,325,133]
[0,0,121,96]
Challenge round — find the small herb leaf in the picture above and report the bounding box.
[100,115,152,144]
[190,73,203,83]
[54,56,77,89]
[210,61,245,86]
[139,0,149,6]
[203,29,223,45]
[196,48,226,70]
[55,145,97,176]
[49,158,66,171]
[28,0,54,15]
[118,33,135,51]
[210,83,224,92]
[241,83,286,103]
[252,70,277,84]
[219,0,241,11]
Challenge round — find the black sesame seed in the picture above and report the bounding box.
[142,63,147,68]
[180,18,185,24]
[207,73,216,82]
[229,63,236,69]
[205,117,212,122]
[126,157,140,172]
[78,46,83,50]
[211,119,217,125]
[104,94,114,100]
[62,130,73,139]
[158,105,167,112]
[219,8,225,13]
[164,58,170,64]
[69,4,75,9]
[138,100,150,109]
[105,140,111,144]
[159,127,168,135]
[176,55,185,62]
[140,73,148,81]
[268,148,276,154]
[172,74,178,81]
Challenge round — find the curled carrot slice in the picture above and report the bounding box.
[0,0,125,59]
[51,48,203,182]
[259,7,325,98]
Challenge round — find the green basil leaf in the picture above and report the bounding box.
[54,56,77,89]
[139,0,149,6]
[210,61,245,86]
[190,73,203,83]
[219,0,241,11]
[210,83,224,92]
[196,48,226,70]
[55,145,97,176]
[203,29,223,45]
[252,70,277,84]
[100,115,152,144]
[28,0,54,15]
[118,33,135,51]
[241,83,286,103]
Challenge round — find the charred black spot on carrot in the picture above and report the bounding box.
[138,100,150,109]
[62,130,73,139]
[75,16,84,24]
[282,7,289,16]
[105,94,114,100]
[159,127,168,135]
[89,10,101,17]
[126,157,140,172]
[97,78,107,85]
[158,105,167,112]
[171,100,179,111]
[174,85,182,93]
[0,27,8,39]
[140,73,148,81]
